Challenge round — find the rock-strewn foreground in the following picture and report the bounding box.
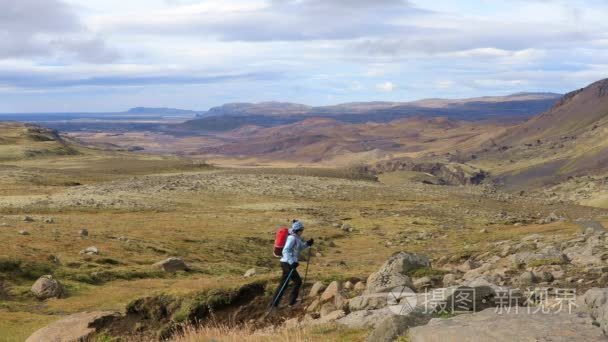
[408,309,605,342]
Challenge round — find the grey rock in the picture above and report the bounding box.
[309,281,326,297]
[579,288,608,335]
[348,294,388,311]
[243,268,256,278]
[413,276,433,291]
[518,271,538,286]
[26,311,120,342]
[443,273,458,287]
[366,310,432,342]
[354,281,366,291]
[153,257,187,272]
[408,308,605,342]
[80,246,98,255]
[366,252,429,294]
[336,307,393,329]
[31,275,63,300]
[321,281,341,303]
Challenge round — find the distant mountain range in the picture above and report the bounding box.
[183,93,561,132]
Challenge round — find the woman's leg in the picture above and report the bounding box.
[288,269,302,305]
[271,262,292,307]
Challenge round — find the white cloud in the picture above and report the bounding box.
[3,0,608,111]
[435,80,454,89]
[376,81,396,92]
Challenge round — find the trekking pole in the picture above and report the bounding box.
[300,247,313,302]
[268,268,295,311]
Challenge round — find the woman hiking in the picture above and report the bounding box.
[271,219,314,308]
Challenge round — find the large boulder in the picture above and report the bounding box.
[408,308,605,342]
[153,257,188,272]
[26,311,120,342]
[320,281,341,303]
[31,275,63,300]
[337,307,394,329]
[579,288,608,335]
[419,278,515,313]
[366,310,432,342]
[366,252,429,294]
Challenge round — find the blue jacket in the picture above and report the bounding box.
[280,234,308,265]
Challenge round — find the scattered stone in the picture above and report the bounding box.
[153,257,187,272]
[413,276,433,291]
[341,224,353,232]
[31,275,63,300]
[479,228,488,234]
[79,229,89,237]
[320,302,338,316]
[80,246,98,255]
[344,281,354,290]
[47,255,60,265]
[26,311,121,342]
[23,216,34,222]
[18,230,30,235]
[320,281,341,303]
[243,268,256,278]
[518,271,538,286]
[348,294,387,311]
[43,217,54,224]
[306,298,321,313]
[354,281,366,291]
[309,281,326,297]
[457,259,479,273]
[443,273,458,287]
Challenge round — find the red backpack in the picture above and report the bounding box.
[273,227,289,257]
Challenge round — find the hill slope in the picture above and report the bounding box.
[471,79,608,192]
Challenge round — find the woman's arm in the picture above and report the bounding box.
[282,235,297,265]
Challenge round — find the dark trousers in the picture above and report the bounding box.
[271,262,302,307]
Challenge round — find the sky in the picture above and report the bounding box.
[1,0,608,112]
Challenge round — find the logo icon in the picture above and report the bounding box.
[387,286,418,315]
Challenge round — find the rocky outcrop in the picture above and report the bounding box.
[408,308,605,342]
[365,252,429,294]
[26,311,120,342]
[367,160,488,186]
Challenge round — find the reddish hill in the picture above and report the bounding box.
[472,78,608,189]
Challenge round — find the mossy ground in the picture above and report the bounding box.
[0,133,606,340]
